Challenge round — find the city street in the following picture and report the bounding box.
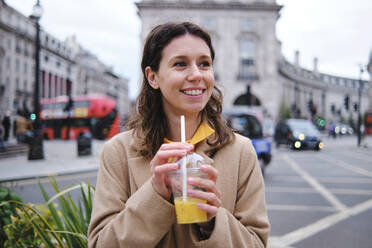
[1,136,372,248]
[266,136,372,248]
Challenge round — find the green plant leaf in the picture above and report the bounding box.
[8,201,65,248]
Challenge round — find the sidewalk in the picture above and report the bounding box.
[0,139,105,182]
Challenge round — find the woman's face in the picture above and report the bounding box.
[146,34,214,118]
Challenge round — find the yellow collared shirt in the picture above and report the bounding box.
[164,122,215,145]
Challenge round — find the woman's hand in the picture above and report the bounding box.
[150,142,194,201]
[187,164,222,221]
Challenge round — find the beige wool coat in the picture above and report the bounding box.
[88,130,270,248]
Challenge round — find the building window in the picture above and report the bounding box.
[238,39,257,80]
[16,78,20,90]
[15,43,21,53]
[24,80,27,91]
[44,55,49,62]
[24,63,27,74]
[6,57,10,69]
[15,59,20,72]
[241,18,255,32]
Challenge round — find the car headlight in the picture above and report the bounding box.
[318,142,324,149]
[335,126,340,134]
[299,133,305,141]
[341,127,347,134]
[294,141,302,149]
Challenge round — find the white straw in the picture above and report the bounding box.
[180,115,187,201]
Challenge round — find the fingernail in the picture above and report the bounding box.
[188,178,195,184]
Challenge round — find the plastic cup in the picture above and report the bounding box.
[168,154,208,224]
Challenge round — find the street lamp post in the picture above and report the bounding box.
[28,0,44,160]
[357,66,364,147]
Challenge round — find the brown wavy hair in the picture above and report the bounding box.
[127,22,234,158]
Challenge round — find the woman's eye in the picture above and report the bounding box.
[200,61,211,67]
[174,61,186,67]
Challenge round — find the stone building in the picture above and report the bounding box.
[0,1,130,119]
[136,0,370,124]
[279,52,369,124]
[0,1,75,115]
[137,0,282,119]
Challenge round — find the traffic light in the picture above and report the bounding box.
[30,113,36,120]
[308,99,313,113]
[317,118,325,127]
[344,95,349,111]
[331,104,335,114]
[353,102,358,112]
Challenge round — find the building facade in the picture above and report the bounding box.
[0,1,76,115]
[279,52,369,124]
[136,0,370,124]
[0,1,129,120]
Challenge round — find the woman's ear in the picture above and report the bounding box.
[145,66,159,89]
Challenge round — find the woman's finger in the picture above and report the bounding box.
[158,142,194,151]
[200,164,218,182]
[187,177,219,196]
[197,202,219,217]
[153,163,179,176]
[151,150,187,165]
[187,189,222,207]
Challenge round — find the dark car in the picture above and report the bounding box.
[223,108,272,176]
[274,119,323,151]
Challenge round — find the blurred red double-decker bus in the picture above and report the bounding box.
[365,109,372,135]
[40,94,119,140]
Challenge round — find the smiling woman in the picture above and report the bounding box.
[88,22,270,248]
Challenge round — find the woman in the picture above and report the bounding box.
[88,22,270,248]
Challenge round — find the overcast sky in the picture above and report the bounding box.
[6,0,372,99]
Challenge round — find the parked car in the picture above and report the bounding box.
[223,108,272,176]
[334,123,354,136]
[274,119,323,151]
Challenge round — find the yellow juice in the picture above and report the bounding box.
[174,197,207,224]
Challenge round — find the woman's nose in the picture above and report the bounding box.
[187,64,202,82]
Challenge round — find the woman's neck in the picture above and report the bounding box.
[166,113,202,142]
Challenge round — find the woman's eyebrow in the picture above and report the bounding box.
[169,54,211,62]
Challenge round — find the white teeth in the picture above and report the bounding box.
[183,89,203,96]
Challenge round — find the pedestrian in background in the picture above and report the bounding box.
[0,122,5,151]
[15,110,31,144]
[88,22,269,248]
[2,111,11,142]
